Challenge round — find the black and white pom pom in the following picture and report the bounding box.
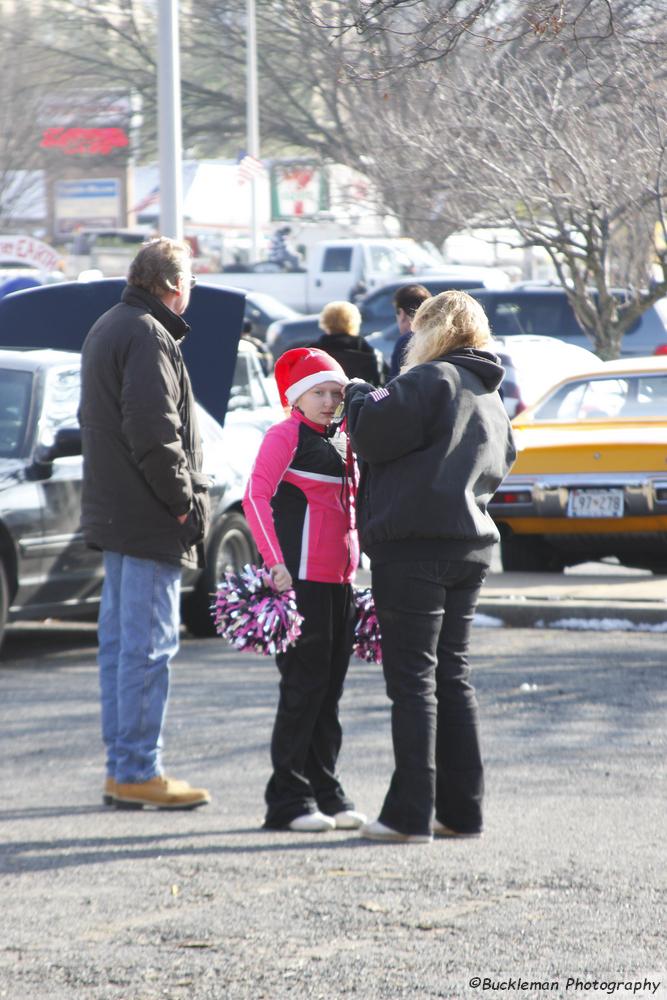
[212,564,303,655]
[353,586,382,664]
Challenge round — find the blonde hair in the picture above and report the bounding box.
[403,290,491,370]
[319,300,362,337]
[128,236,192,297]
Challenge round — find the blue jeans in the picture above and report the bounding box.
[98,552,182,783]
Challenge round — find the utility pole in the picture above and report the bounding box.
[157,0,183,240]
[246,0,261,260]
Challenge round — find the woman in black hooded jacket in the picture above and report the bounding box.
[312,300,387,386]
[345,290,516,843]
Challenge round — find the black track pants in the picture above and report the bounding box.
[264,580,356,828]
[372,558,486,836]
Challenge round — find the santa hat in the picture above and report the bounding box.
[274,347,348,407]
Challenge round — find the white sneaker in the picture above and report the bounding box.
[360,819,432,844]
[288,811,336,832]
[332,809,367,830]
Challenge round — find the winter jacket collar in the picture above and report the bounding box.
[122,284,190,343]
[290,407,328,435]
[436,347,505,392]
[317,332,375,355]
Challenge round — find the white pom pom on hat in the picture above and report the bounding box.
[274,347,348,407]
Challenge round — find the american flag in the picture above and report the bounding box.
[236,151,265,185]
[370,387,390,403]
[132,185,159,214]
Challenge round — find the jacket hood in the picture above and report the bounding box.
[122,285,190,342]
[439,348,505,392]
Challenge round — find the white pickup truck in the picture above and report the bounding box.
[204,238,449,313]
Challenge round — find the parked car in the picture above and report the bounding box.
[211,237,451,313]
[364,328,601,419]
[63,228,149,279]
[182,340,284,635]
[469,285,667,357]
[489,356,667,573]
[0,278,246,428]
[266,271,506,361]
[0,341,282,649]
[492,335,603,418]
[242,290,301,341]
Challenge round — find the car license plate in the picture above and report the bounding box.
[567,488,624,518]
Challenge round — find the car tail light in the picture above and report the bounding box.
[492,489,532,504]
[653,344,667,356]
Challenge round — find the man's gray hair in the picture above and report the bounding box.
[128,237,192,297]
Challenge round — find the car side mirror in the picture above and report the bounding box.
[37,426,83,462]
[29,426,82,478]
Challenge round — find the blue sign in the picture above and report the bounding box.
[55,179,120,199]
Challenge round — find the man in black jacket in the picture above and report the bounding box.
[312,300,387,386]
[79,237,211,811]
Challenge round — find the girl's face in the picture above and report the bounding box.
[295,381,345,426]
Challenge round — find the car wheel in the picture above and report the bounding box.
[500,534,564,573]
[0,559,9,652]
[182,511,258,638]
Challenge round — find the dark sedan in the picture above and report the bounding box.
[470,286,667,357]
[0,348,261,650]
[264,274,491,361]
[243,290,300,341]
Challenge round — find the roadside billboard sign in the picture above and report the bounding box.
[54,178,121,236]
[270,161,329,221]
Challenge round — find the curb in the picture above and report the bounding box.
[476,597,667,630]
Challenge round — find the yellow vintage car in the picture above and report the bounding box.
[489,356,667,572]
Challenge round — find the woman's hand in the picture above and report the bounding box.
[270,563,293,592]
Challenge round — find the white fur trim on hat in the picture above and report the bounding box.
[285,369,348,405]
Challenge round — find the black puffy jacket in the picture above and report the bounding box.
[345,349,516,566]
[79,285,209,568]
[312,332,387,387]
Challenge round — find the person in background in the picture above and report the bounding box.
[243,347,365,833]
[268,226,301,271]
[79,237,211,811]
[312,300,387,386]
[241,319,273,375]
[345,290,516,843]
[389,284,432,378]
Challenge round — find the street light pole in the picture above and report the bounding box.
[246,0,261,261]
[157,0,183,240]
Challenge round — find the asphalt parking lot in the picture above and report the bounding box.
[1,597,665,1000]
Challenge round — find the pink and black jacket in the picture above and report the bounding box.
[243,409,359,584]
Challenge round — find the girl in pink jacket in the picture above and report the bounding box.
[243,348,364,833]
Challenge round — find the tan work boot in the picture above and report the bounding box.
[114,776,211,810]
[103,777,118,806]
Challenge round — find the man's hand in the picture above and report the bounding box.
[270,563,293,592]
[176,512,188,525]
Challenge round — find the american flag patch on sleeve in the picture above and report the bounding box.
[369,387,390,403]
